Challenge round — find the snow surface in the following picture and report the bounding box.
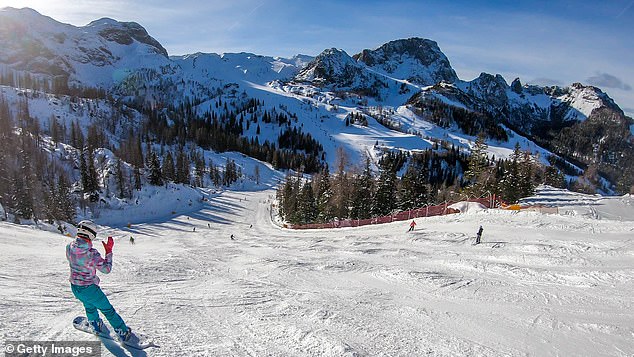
[448,201,487,213]
[1,187,633,356]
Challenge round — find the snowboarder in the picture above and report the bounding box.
[230,234,235,240]
[66,220,132,342]
[475,225,483,244]
[408,220,417,232]
[129,236,135,245]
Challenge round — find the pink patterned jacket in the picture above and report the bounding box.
[66,238,112,286]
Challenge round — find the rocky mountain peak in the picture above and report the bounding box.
[87,18,168,58]
[294,48,362,86]
[353,37,458,85]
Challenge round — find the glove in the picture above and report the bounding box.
[102,236,114,255]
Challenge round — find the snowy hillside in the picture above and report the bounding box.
[1,187,633,356]
[0,7,170,88]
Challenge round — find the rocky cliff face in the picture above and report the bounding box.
[89,18,168,58]
[354,38,458,85]
[294,38,459,93]
[295,48,367,87]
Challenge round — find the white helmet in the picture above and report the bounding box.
[76,220,98,241]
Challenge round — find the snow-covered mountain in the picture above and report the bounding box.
[173,52,312,85]
[420,74,627,134]
[1,7,632,193]
[0,7,170,88]
[354,38,458,86]
[295,48,366,87]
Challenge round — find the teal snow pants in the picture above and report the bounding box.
[71,284,128,332]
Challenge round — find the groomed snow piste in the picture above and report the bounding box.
[1,187,633,356]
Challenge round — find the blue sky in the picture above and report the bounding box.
[1,0,633,114]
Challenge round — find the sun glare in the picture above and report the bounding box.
[0,1,72,22]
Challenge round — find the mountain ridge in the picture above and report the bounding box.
[1,7,632,194]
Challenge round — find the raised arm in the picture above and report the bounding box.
[92,249,113,274]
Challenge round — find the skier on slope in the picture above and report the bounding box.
[66,220,132,342]
[408,220,417,232]
[475,225,483,244]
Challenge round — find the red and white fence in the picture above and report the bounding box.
[288,196,499,230]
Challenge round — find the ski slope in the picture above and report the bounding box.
[1,188,633,356]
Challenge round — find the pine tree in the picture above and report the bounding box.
[315,165,334,222]
[80,150,89,192]
[278,174,298,222]
[399,162,429,210]
[147,151,163,186]
[194,155,206,187]
[544,165,566,189]
[57,173,76,222]
[297,180,317,224]
[81,148,99,194]
[175,147,190,185]
[372,158,397,216]
[162,151,175,182]
[331,147,351,219]
[43,183,58,223]
[0,97,12,210]
[500,143,522,202]
[209,160,221,186]
[464,132,493,197]
[518,151,536,198]
[115,158,128,199]
[254,164,261,185]
[12,170,34,220]
[350,158,374,219]
[223,159,239,186]
[133,166,142,191]
[13,136,35,219]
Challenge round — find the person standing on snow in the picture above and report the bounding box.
[66,220,132,342]
[408,220,417,232]
[475,225,483,244]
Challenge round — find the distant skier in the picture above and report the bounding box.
[129,236,135,245]
[408,220,417,232]
[207,223,211,228]
[230,234,235,240]
[249,224,252,229]
[475,225,483,244]
[193,227,196,232]
[66,220,132,342]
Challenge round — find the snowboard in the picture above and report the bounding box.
[72,316,158,350]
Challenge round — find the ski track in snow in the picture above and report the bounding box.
[1,190,634,356]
